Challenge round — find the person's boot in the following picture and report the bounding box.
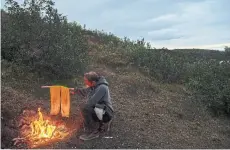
[98,119,113,132]
[79,123,100,141]
[79,129,100,141]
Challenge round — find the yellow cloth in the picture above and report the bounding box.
[61,87,70,117]
[50,86,70,117]
[50,86,61,115]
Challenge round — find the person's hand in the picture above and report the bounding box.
[69,88,75,95]
[70,91,75,95]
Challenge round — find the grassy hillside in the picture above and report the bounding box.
[1,0,230,149]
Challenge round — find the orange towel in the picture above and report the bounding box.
[61,86,70,117]
[50,86,61,115]
[49,86,70,117]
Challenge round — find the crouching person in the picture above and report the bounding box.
[70,71,114,141]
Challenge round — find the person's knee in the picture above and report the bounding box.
[81,104,93,114]
[103,112,113,123]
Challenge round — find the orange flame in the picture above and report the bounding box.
[24,108,70,148]
[30,108,56,139]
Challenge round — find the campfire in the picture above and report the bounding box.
[13,107,76,148]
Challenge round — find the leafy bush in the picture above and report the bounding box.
[186,60,230,116]
[129,48,187,83]
[1,0,89,79]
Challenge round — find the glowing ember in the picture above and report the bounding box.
[19,108,70,148]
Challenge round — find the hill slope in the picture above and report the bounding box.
[2,60,230,149]
[1,0,230,148]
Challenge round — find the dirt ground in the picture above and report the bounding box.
[1,65,230,149]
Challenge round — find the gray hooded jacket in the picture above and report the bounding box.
[75,76,114,112]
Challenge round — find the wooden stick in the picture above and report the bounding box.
[41,86,74,90]
[41,86,52,88]
[12,137,25,141]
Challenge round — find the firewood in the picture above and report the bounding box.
[12,137,25,141]
[12,137,26,146]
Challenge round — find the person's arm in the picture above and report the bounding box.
[88,85,106,107]
[76,87,90,97]
[70,87,90,97]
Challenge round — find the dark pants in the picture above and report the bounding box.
[81,104,113,130]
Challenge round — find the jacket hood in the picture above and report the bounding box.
[96,76,109,86]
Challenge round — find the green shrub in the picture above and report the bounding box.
[186,60,230,116]
[1,0,89,79]
[130,48,187,83]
